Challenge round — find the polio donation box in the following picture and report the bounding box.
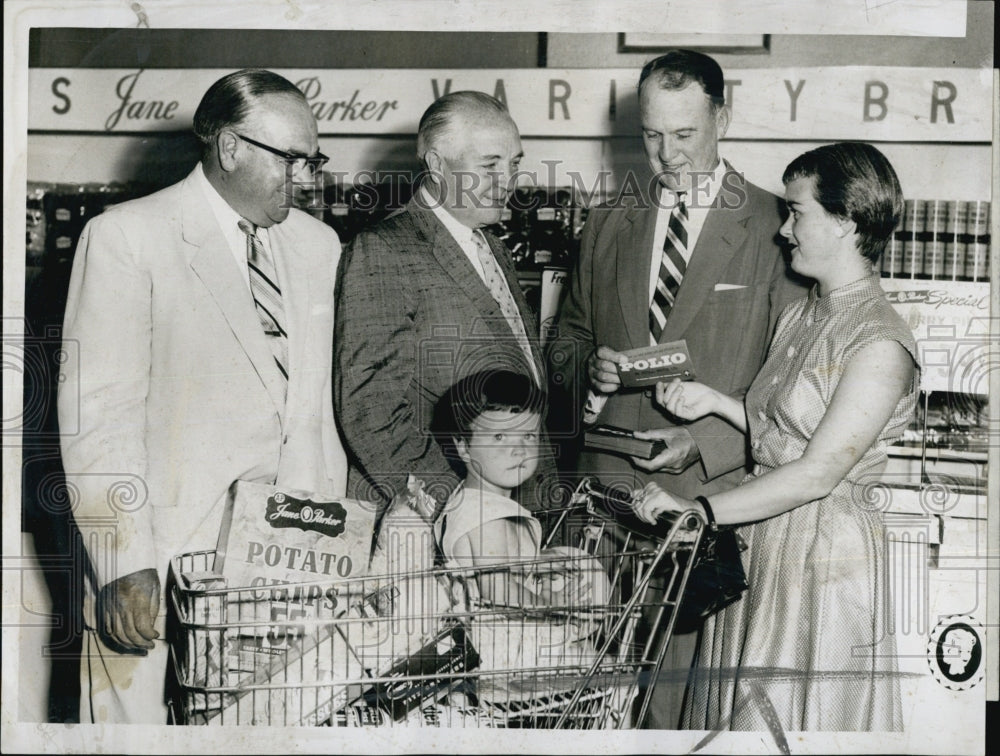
[615,339,696,389]
[214,480,376,588]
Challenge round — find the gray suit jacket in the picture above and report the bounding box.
[549,166,809,499]
[335,196,548,509]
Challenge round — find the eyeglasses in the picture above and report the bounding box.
[234,132,329,176]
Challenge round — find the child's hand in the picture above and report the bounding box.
[532,567,593,609]
[656,378,719,421]
[401,474,437,523]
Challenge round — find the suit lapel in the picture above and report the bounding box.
[269,221,309,410]
[660,168,749,342]
[407,199,510,335]
[406,198,540,379]
[617,204,656,348]
[181,170,287,418]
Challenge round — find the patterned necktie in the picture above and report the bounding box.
[238,219,289,388]
[649,193,689,344]
[473,231,540,385]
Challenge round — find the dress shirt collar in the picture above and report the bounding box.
[420,185,480,247]
[809,271,884,321]
[194,162,269,292]
[656,158,727,211]
[195,162,248,242]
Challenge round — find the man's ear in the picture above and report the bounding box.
[216,130,240,173]
[715,105,733,139]
[424,149,446,184]
[715,104,732,141]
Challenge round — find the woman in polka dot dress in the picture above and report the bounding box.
[632,142,919,731]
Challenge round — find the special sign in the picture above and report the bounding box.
[881,279,992,395]
[28,66,993,142]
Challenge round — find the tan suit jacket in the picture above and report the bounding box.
[59,167,348,588]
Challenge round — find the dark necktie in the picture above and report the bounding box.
[239,219,289,388]
[649,194,689,344]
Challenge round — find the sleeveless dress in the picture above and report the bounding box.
[683,274,918,732]
[436,485,543,566]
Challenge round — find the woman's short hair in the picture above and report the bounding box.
[192,68,305,147]
[782,142,904,264]
[637,49,726,110]
[431,370,546,473]
[416,91,509,163]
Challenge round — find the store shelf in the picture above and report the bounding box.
[880,484,986,520]
[889,444,989,463]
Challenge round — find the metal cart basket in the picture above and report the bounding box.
[168,478,706,728]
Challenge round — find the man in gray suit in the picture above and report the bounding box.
[549,50,808,728]
[335,91,548,514]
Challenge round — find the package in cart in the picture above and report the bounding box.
[328,702,391,727]
[400,699,503,728]
[214,480,377,589]
[202,612,369,726]
[180,574,356,703]
[342,623,480,722]
[342,478,457,673]
[178,570,232,712]
[336,573,455,680]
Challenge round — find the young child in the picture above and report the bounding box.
[432,370,614,700]
[431,370,605,609]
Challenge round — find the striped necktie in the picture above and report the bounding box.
[239,219,289,388]
[473,230,540,385]
[649,193,689,344]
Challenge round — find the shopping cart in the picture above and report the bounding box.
[167,478,706,728]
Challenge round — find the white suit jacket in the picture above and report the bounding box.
[59,166,348,587]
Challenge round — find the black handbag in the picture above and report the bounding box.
[671,526,748,633]
[573,478,748,633]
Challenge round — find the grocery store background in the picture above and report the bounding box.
[10,2,996,750]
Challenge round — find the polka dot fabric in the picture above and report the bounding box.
[683,273,918,732]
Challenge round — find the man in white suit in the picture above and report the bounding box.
[58,69,348,724]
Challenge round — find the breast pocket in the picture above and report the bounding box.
[689,283,769,390]
[698,284,759,333]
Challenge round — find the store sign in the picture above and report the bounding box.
[539,267,568,345]
[29,67,992,142]
[881,279,992,395]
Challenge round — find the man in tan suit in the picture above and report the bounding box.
[58,69,348,723]
[549,50,808,728]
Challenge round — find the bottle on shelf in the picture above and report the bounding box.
[493,187,533,270]
[923,199,947,280]
[882,231,904,277]
[942,200,968,281]
[966,200,990,236]
[965,239,990,282]
[531,187,576,269]
[900,199,926,279]
[964,200,990,282]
